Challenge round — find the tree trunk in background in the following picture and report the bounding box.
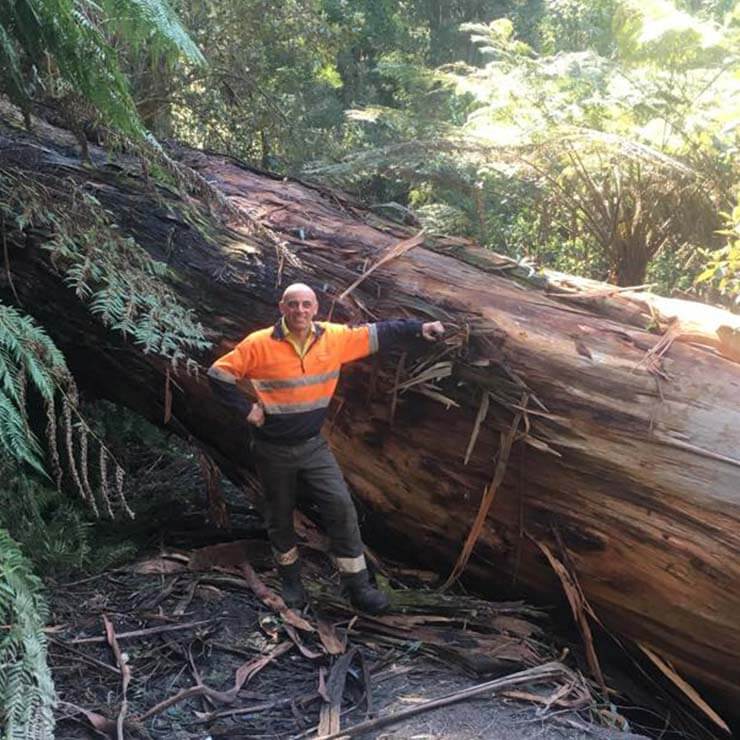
[134,57,174,139]
[612,240,651,286]
[1,113,739,717]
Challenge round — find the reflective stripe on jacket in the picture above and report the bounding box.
[209,318,421,443]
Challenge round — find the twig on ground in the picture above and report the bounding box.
[66,619,212,644]
[49,636,121,675]
[193,690,320,723]
[102,615,131,740]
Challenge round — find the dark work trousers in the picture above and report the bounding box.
[251,435,365,568]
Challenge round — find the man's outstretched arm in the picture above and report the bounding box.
[338,319,446,363]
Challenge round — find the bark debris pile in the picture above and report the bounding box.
[51,540,601,738]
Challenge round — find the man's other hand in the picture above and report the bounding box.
[247,403,265,427]
[421,321,445,341]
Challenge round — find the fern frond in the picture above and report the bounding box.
[0,302,130,523]
[0,20,31,118]
[0,0,204,139]
[1,172,212,365]
[95,0,205,65]
[0,301,76,474]
[0,529,55,739]
[0,391,45,475]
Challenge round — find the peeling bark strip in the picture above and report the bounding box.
[318,648,372,737]
[444,401,525,589]
[1,113,739,712]
[530,536,606,696]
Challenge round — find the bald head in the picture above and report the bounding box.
[279,283,319,337]
[281,283,316,303]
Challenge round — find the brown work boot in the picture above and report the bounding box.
[277,561,307,610]
[341,569,389,614]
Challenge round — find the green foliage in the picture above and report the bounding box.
[0,301,71,475]
[0,466,137,578]
[99,0,204,64]
[0,172,210,367]
[538,0,619,55]
[0,0,203,139]
[0,530,55,739]
[148,1,548,171]
[165,0,349,169]
[312,0,739,291]
[695,200,740,307]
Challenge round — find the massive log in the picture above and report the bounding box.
[1,111,739,717]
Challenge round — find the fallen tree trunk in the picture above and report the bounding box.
[1,110,739,717]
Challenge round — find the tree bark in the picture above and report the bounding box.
[1,112,739,716]
[611,238,651,286]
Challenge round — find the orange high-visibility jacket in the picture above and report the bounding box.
[209,318,422,443]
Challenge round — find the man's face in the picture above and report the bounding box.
[279,288,318,334]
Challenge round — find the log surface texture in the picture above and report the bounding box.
[1,114,738,709]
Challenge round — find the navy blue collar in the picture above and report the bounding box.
[271,319,325,341]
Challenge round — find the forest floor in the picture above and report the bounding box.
[47,548,648,740]
[42,445,712,739]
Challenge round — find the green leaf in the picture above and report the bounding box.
[695,265,717,283]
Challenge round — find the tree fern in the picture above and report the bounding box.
[0,0,204,139]
[97,0,204,65]
[0,529,55,740]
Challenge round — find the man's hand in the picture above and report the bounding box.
[421,321,445,341]
[247,403,265,427]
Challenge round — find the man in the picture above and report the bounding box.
[208,283,444,614]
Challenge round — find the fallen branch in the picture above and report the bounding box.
[66,619,212,644]
[315,661,569,739]
[135,640,293,722]
[6,111,740,710]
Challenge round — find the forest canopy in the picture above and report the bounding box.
[2,1,738,298]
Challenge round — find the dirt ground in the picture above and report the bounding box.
[47,545,654,740]
[357,666,652,740]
